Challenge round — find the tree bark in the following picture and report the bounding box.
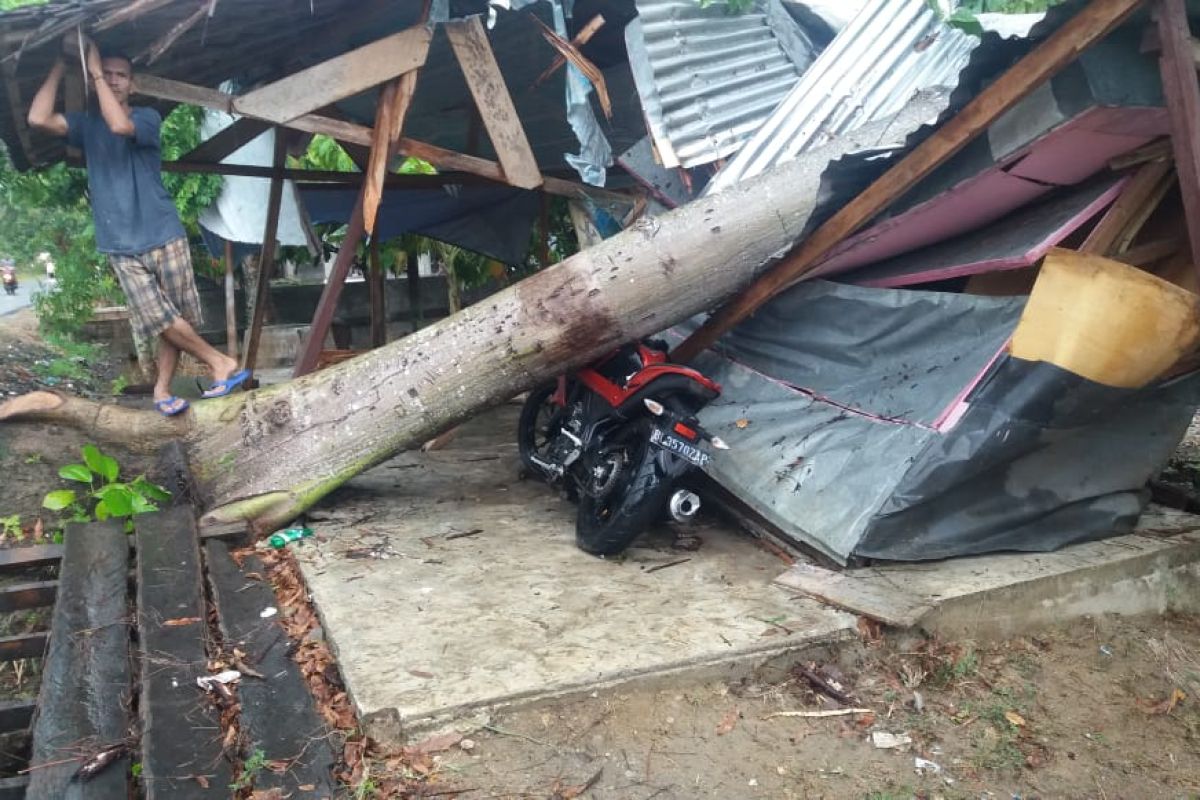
[1,153,828,536]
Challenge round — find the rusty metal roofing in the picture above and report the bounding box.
[706,0,978,195]
[624,0,819,169]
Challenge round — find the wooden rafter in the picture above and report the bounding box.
[533,14,605,88]
[672,0,1149,363]
[1080,156,1175,255]
[364,70,419,235]
[138,0,210,65]
[232,26,432,125]
[1155,0,1200,274]
[180,117,271,164]
[446,15,543,189]
[92,0,177,32]
[0,39,34,161]
[136,74,623,201]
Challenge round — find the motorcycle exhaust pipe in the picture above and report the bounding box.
[668,489,701,523]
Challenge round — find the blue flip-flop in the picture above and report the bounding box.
[154,395,190,417]
[202,368,252,399]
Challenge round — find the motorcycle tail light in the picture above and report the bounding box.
[643,398,665,415]
[674,422,698,440]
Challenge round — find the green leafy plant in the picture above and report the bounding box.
[42,445,170,532]
[110,375,129,396]
[0,515,23,542]
[230,748,267,792]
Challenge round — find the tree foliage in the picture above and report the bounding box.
[159,104,224,235]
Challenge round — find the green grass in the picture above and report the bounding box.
[932,647,979,688]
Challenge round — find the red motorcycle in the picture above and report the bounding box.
[519,340,727,556]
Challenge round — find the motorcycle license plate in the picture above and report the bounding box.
[650,428,710,467]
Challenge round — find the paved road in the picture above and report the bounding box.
[0,279,38,316]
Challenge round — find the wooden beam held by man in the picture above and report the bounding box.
[1155,0,1200,275]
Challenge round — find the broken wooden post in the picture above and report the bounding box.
[672,0,1149,362]
[1155,0,1200,277]
[241,129,287,373]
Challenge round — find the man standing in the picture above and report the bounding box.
[27,37,249,416]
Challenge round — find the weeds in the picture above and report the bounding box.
[230,748,267,792]
[42,444,170,533]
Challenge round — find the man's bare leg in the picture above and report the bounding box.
[160,316,240,382]
[153,337,180,402]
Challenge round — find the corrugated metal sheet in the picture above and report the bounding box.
[706,0,978,194]
[624,0,818,169]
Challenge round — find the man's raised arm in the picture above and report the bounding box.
[26,59,69,137]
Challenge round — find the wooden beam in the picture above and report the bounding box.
[232,26,432,124]
[672,0,1149,363]
[1080,157,1174,254]
[0,544,63,573]
[180,116,271,164]
[369,235,386,348]
[293,193,367,377]
[447,15,543,189]
[1156,0,1200,276]
[0,633,46,662]
[533,14,606,88]
[0,699,34,734]
[139,0,209,65]
[0,47,34,163]
[134,73,232,112]
[137,507,232,797]
[364,70,419,235]
[92,0,176,31]
[241,129,287,373]
[0,580,56,613]
[407,241,422,333]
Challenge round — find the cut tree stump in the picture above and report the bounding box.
[136,507,232,798]
[205,541,337,797]
[27,520,130,800]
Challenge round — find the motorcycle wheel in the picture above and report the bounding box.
[575,421,673,556]
[517,383,563,479]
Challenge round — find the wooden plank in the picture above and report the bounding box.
[1156,0,1200,277]
[0,776,29,800]
[134,74,233,113]
[0,699,35,733]
[241,130,287,374]
[364,69,419,236]
[28,520,130,799]
[293,193,367,377]
[774,563,933,627]
[0,633,47,662]
[407,239,422,333]
[0,581,57,613]
[446,16,543,189]
[205,541,337,797]
[137,507,231,798]
[232,26,432,124]
[671,0,1148,363]
[0,545,63,573]
[181,117,272,165]
[1080,157,1174,254]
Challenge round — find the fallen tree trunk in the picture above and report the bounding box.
[2,151,834,535]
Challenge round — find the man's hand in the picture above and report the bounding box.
[85,41,103,83]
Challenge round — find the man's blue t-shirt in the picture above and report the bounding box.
[65,107,185,255]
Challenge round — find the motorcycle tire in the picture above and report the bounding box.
[517,383,563,479]
[575,422,674,557]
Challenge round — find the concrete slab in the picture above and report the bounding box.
[775,506,1200,639]
[293,404,856,743]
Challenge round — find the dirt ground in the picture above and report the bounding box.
[3,311,1200,799]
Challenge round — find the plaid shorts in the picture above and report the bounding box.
[108,238,203,341]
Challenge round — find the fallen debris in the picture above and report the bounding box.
[763,708,874,720]
[871,731,912,749]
